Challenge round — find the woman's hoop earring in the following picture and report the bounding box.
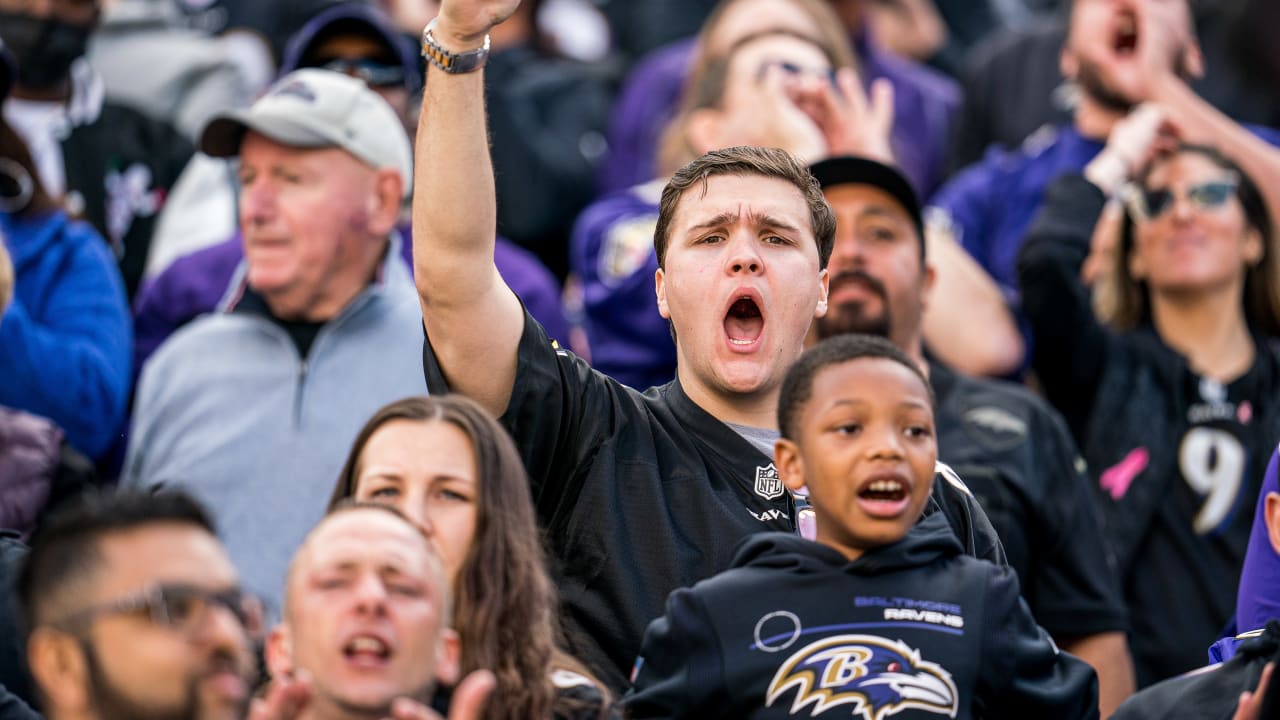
[0,158,34,214]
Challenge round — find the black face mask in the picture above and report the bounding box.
[0,12,95,90]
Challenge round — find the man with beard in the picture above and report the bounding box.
[810,154,1136,716]
[930,0,1280,371]
[0,0,192,299]
[258,503,491,720]
[17,489,260,720]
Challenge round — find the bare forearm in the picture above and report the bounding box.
[410,4,525,416]
[921,224,1024,376]
[1153,74,1280,222]
[1060,632,1135,719]
[412,23,497,300]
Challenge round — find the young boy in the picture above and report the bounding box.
[624,334,1100,719]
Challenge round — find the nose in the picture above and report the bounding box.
[239,178,277,228]
[193,601,252,651]
[828,227,864,270]
[726,234,763,275]
[351,572,390,614]
[866,423,906,461]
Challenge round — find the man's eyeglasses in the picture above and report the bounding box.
[316,57,406,89]
[54,584,265,639]
[1122,177,1239,222]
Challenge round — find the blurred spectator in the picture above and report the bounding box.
[0,0,193,298]
[808,155,1133,715]
[595,0,717,61]
[123,69,428,615]
[0,42,131,463]
[482,0,614,279]
[1019,137,1280,685]
[86,0,254,142]
[948,12,1070,173]
[931,0,1280,367]
[1110,449,1280,719]
[601,0,959,197]
[133,2,569,382]
[261,504,471,719]
[18,489,260,720]
[328,395,612,719]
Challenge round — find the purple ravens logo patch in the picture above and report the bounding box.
[766,635,958,719]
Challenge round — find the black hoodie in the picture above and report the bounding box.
[625,513,1099,719]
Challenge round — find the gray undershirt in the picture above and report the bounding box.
[725,421,780,460]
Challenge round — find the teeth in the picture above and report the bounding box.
[729,338,753,345]
[868,480,902,493]
[348,637,388,655]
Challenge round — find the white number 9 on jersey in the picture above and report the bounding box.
[1178,427,1246,535]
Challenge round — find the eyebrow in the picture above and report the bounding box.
[856,206,909,223]
[688,210,802,235]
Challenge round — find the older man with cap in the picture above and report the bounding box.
[122,68,427,616]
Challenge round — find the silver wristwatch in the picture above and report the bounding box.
[420,18,491,74]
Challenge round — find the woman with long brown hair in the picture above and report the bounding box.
[1019,110,1280,686]
[329,394,611,720]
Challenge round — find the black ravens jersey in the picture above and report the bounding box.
[424,309,1007,690]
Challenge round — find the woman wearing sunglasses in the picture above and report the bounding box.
[328,395,614,720]
[1018,105,1280,688]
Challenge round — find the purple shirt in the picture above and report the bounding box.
[133,228,568,379]
[598,28,960,196]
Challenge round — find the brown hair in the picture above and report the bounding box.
[656,0,857,176]
[653,145,836,269]
[1094,144,1280,336]
[331,395,607,720]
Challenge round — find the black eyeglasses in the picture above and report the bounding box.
[317,57,406,88]
[1122,177,1239,222]
[54,583,265,639]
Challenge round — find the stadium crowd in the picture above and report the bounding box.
[2,0,1280,717]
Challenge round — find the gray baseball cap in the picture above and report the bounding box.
[200,68,413,197]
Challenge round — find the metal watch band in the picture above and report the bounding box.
[420,18,490,74]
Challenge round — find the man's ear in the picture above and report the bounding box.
[264,624,295,680]
[435,627,461,688]
[815,268,829,318]
[655,267,671,319]
[28,627,91,712]
[369,169,405,236]
[1266,492,1280,556]
[920,261,937,313]
[775,438,807,492]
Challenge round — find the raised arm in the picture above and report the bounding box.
[412,0,526,417]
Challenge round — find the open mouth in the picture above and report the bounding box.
[724,295,764,347]
[343,635,392,666]
[1113,13,1138,56]
[856,475,911,517]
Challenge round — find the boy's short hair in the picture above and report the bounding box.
[653,145,836,269]
[17,489,216,630]
[777,334,933,440]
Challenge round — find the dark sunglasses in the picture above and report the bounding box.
[316,57,406,89]
[55,583,265,639]
[1122,177,1239,222]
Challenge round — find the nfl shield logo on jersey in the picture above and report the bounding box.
[754,464,784,500]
